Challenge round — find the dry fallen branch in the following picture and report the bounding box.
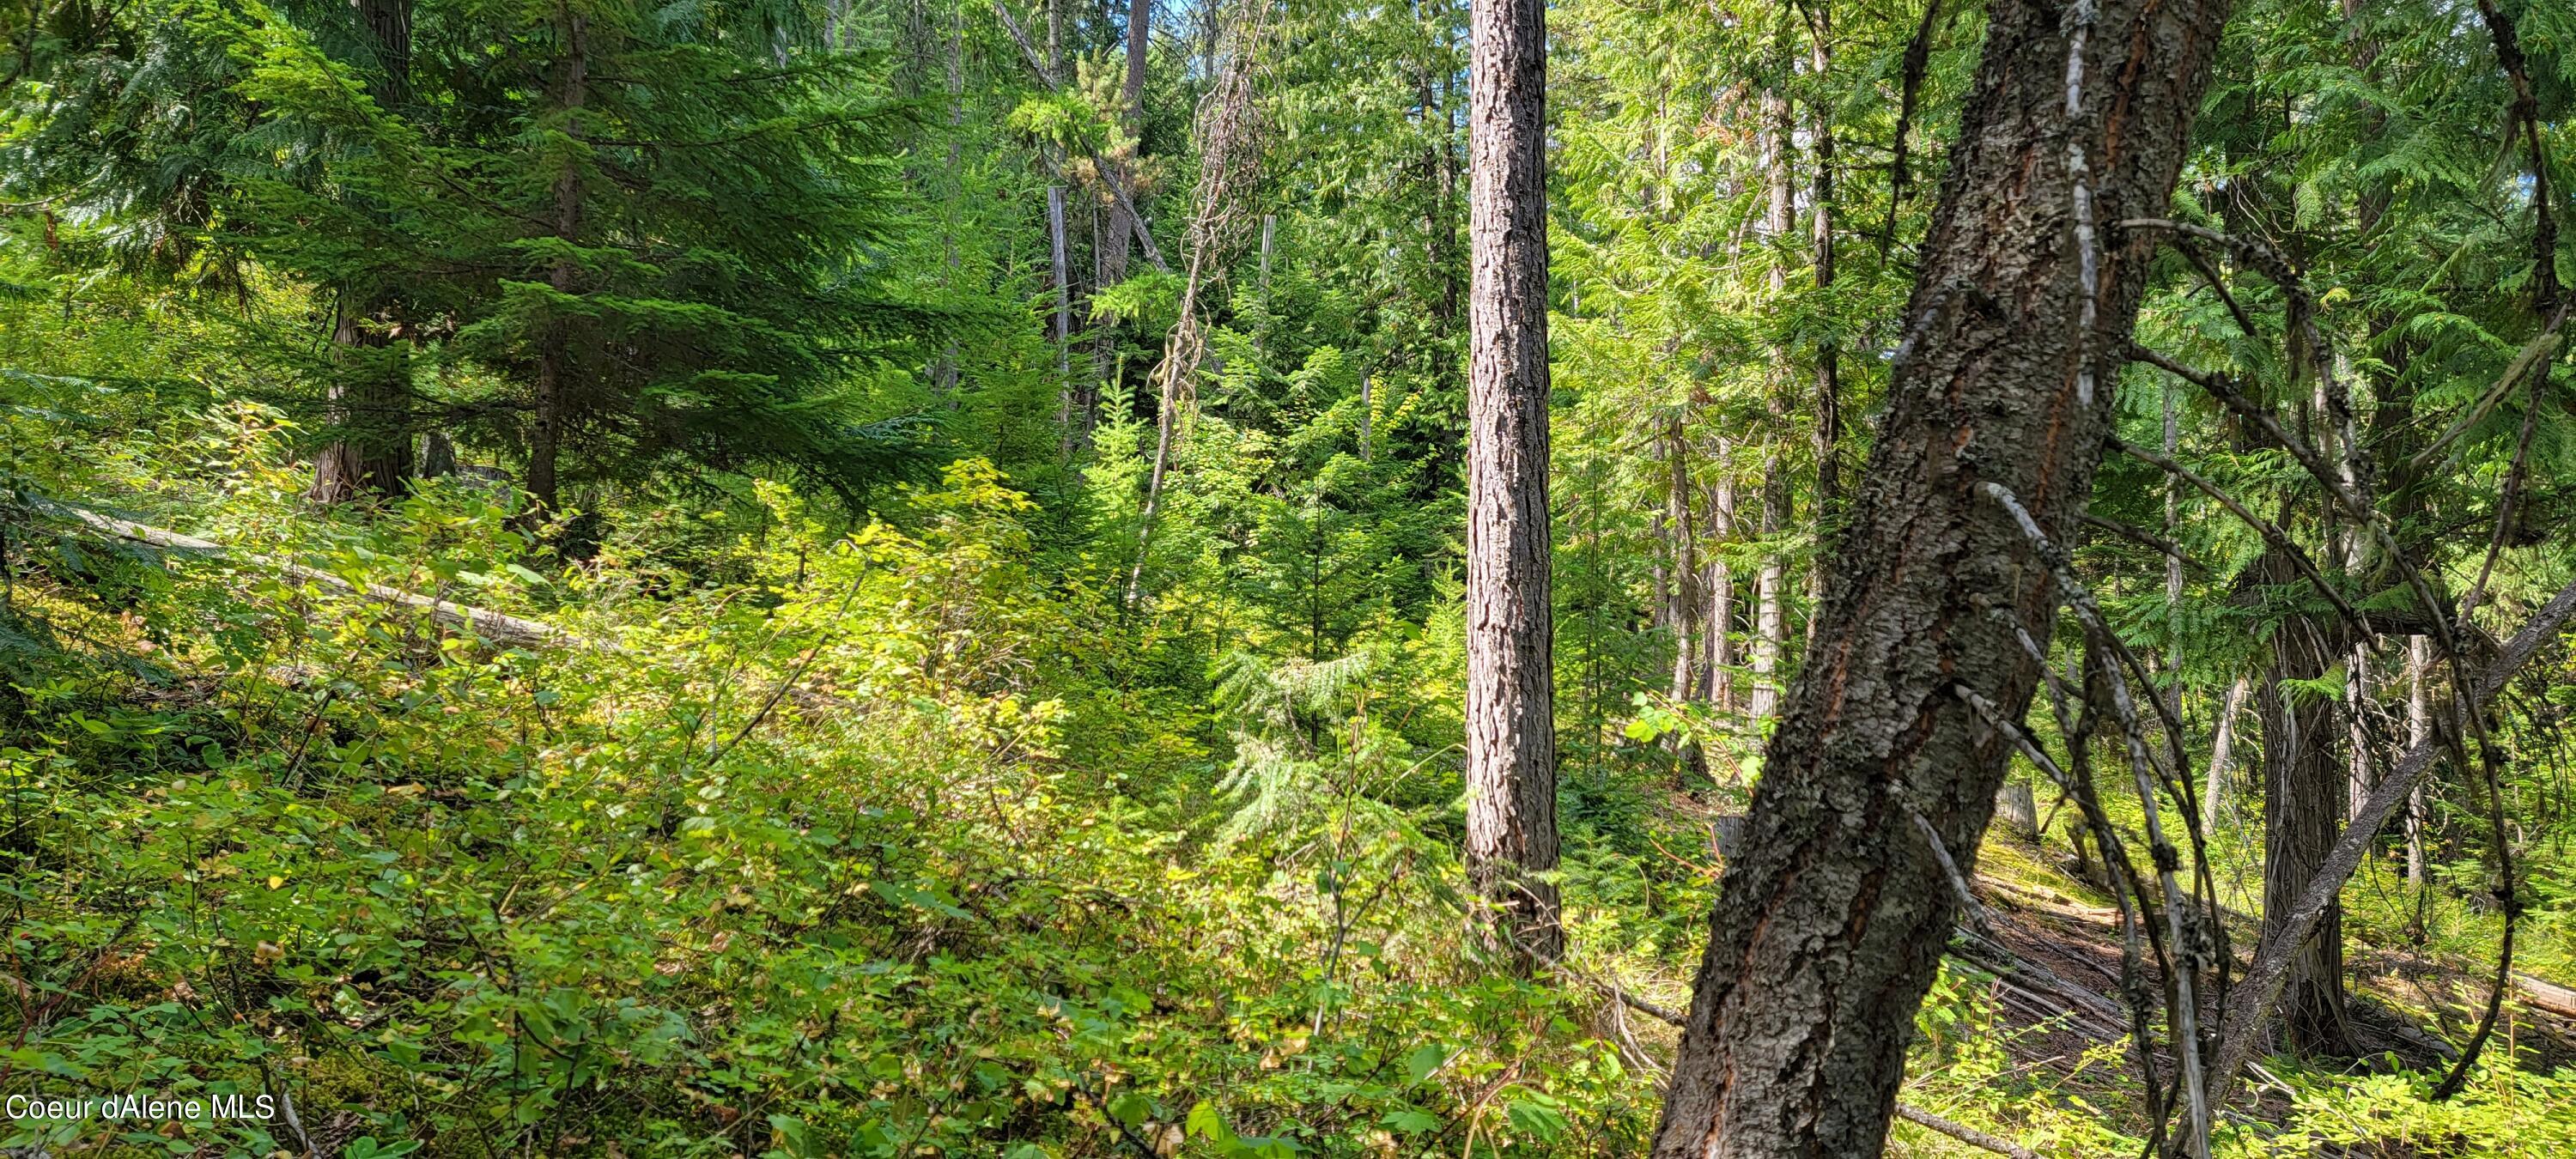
[34,498,578,651]
[1895,1102,2041,1159]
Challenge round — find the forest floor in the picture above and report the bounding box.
[1949,823,2576,1148]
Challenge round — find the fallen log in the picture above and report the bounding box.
[2516,972,2576,1021]
[33,498,579,652]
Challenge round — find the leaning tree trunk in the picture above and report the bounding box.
[1649,0,2233,1153]
[1461,0,1558,971]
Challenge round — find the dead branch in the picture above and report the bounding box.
[1895,1102,2040,1159]
[2406,313,2564,475]
[2080,513,2205,573]
[1984,482,2212,1155]
[2209,574,2576,1105]
[2105,436,2362,631]
[989,0,1170,273]
[33,498,578,652]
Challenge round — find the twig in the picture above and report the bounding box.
[1895,1102,2040,1159]
[2105,437,2362,631]
[1911,807,1996,938]
[2080,513,2204,573]
[2171,234,2262,339]
[2458,353,2551,620]
[2405,313,2564,475]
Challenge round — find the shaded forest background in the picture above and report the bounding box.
[3,0,2575,1154]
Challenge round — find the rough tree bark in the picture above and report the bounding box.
[1803,3,1843,627]
[1649,0,2233,1153]
[1102,0,1150,282]
[2258,592,2355,1055]
[1461,0,1558,970]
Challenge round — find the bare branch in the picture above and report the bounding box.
[2106,436,2364,632]
[1982,482,2210,1154]
[2211,574,2576,1105]
[1895,1104,2040,1159]
[2172,235,2261,339]
[2408,311,2565,476]
[1911,807,1996,938]
[2081,513,2205,573]
[2460,353,2552,619]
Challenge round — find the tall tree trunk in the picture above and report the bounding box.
[2203,675,2250,834]
[1803,4,1841,628]
[1089,0,1151,415]
[1667,420,1698,703]
[1747,62,1792,725]
[932,10,964,402]
[1667,421,1708,783]
[1046,0,1061,73]
[310,0,415,504]
[527,5,586,516]
[2260,597,2355,1056]
[1649,0,2233,1152]
[1461,0,1558,971]
[1103,0,1149,276]
[1704,450,1736,717]
[1050,185,1080,458]
[1433,0,1461,328]
[2404,633,2430,941]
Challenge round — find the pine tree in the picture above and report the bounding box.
[214,0,945,513]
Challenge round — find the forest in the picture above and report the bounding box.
[3,0,2574,1154]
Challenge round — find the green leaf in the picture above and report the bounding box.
[1505,1094,1570,1142]
[1382,1109,1441,1134]
[1404,1043,1449,1084]
[1187,1100,1235,1142]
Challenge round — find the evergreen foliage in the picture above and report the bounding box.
[4,0,2576,1153]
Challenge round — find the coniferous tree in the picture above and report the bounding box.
[1653,0,2234,1150]
[226,0,941,513]
[1461,0,1558,970]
